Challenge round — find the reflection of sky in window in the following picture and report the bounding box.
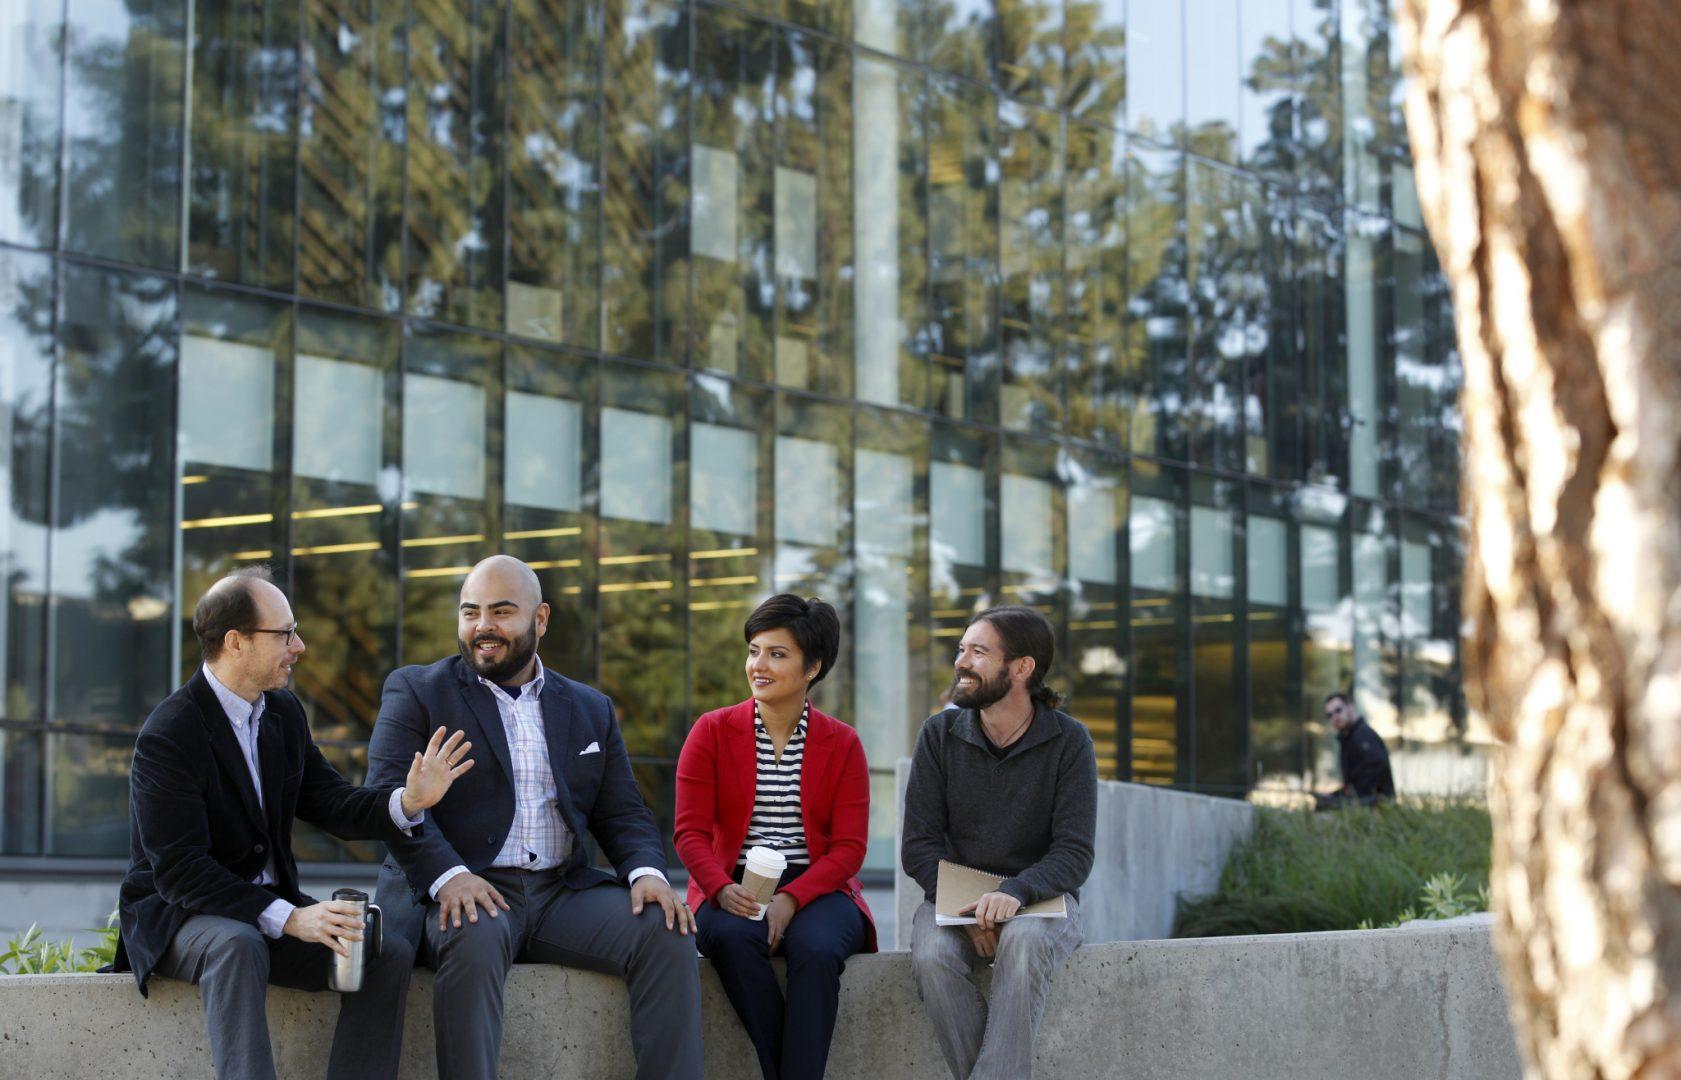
[1238,0,1292,161]
[1130,495,1177,591]
[1184,0,1240,146]
[1125,0,1183,144]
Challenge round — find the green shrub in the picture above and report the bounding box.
[1173,797,1491,937]
[0,911,119,974]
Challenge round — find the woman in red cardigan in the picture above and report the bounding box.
[675,594,876,1080]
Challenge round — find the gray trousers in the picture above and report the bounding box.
[909,899,1082,1080]
[421,867,703,1080]
[155,913,414,1080]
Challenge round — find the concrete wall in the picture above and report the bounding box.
[895,758,1255,947]
[0,918,1519,1079]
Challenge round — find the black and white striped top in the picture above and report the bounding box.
[737,700,811,866]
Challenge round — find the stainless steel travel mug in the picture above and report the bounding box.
[327,887,382,992]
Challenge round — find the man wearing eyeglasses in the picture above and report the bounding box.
[113,565,475,1080]
[1314,691,1396,810]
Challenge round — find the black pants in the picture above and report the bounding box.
[694,865,868,1080]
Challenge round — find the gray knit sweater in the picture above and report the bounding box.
[900,705,1098,906]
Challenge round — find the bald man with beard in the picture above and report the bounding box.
[367,556,702,1080]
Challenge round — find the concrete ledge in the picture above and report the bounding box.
[0,919,1519,1079]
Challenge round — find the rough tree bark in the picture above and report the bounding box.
[1398,1,1681,1076]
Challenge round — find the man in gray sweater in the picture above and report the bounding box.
[901,605,1097,1080]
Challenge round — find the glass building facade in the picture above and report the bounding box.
[0,0,1473,872]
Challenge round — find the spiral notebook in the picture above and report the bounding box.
[934,859,1068,926]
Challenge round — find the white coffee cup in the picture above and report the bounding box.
[740,846,788,921]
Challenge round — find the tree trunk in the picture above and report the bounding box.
[1397,1,1681,1075]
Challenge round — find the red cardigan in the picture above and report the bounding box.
[674,699,877,952]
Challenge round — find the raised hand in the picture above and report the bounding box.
[401,726,474,815]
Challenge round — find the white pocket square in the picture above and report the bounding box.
[579,741,601,755]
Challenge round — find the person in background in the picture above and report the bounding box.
[901,605,1096,1080]
[1315,691,1396,810]
[675,594,876,1080]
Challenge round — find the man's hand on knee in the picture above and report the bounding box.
[629,876,694,936]
[962,925,998,959]
[436,872,511,932]
[284,901,364,957]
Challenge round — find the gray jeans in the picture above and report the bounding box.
[909,898,1082,1080]
[154,912,413,1080]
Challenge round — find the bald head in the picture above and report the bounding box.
[458,556,548,684]
[462,555,543,608]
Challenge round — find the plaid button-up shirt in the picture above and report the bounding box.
[480,662,574,870]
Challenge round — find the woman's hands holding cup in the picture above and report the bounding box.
[715,882,762,919]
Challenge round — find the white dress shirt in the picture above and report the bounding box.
[427,660,665,899]
[203,665,420,938]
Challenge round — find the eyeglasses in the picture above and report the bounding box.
[246,624,300,646]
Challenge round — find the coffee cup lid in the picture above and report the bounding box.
[746,846,787,869]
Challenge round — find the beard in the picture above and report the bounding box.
[459,616,540,685]
[949,665,1011,710]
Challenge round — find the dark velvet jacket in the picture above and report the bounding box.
[365,655,667,954]
[114,668,406,994]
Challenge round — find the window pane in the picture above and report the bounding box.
[299,0,405,309]
[1352,520,1394,735]
[1065,0,1125,126]
[1300,519,1350,787]
[0,251,53,722]
[998,102,1064,435]
[508,0,600,348]
[505,343,593,683]
[599,361,685,758]
[602,0,688,364]
[852,57,926,410]
[1067,452,1125,777]
[1247,507,1298,785]
[399,329,495,667]
[929,425,990,709]
[1345,214,1387,497]
[1240,0,1293,177]
[48,731,132,856]
[854,408,927,799]
[927,79,999,425]
[1127,147,1187,460]
[0,4,64,248]
[1293,0,1340,202]
[773,30,852,398]
[405,0,504,329]
[687,377,768,714]
[602,408,673,526]
[63,0,185,268]
[1126,0,1182,146]
[1191,482,1242,793]
[188,0,298,289]
[291,309,399,743]
[53,266,176,728]
[1066,122,1128,445]
[0,729,43,854]
[1130,465,1183,785]
[774,395,851,710]
[997,0,1063,108]
[1187,161,1255,471]
[178,290,290,680]
[1184,0,1239,163]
